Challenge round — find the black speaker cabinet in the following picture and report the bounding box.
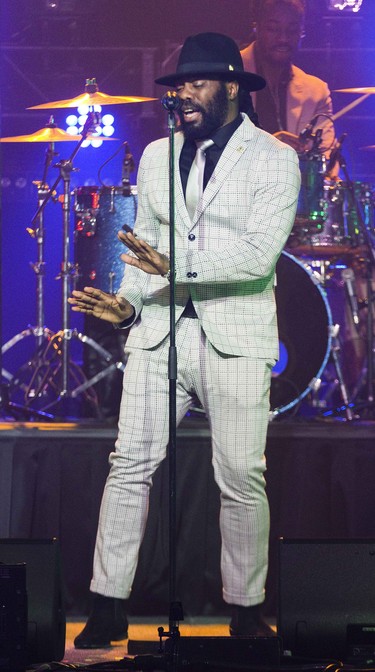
[0,563,28,672]
[0,539,66,664]
[278,538,375,662]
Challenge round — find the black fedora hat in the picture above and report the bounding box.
[155,32,266,92]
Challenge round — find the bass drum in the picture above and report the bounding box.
[271,251,332,417]
[74,185,138,293]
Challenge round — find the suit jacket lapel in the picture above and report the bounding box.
[191,116,252,227]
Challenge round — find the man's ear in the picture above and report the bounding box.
[227,81,240,100]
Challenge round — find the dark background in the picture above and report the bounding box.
[1,0,375,377]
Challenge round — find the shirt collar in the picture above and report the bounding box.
[182,114,243,152]
[210,114,243,149]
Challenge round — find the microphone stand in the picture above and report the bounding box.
[158,91,184,669]
[121,91,183,671]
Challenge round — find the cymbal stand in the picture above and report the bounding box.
[1,135,59,419]
[330,147,374,416]
[28,113,126,416]
[33,129,58,349]
[2,114,126,418]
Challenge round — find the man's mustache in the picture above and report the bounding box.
[179,103,205,114]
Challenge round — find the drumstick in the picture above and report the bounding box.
[332,94,370,122]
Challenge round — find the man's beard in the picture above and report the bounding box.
[178,82,230,141]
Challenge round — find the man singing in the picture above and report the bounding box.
[69,32,300,647]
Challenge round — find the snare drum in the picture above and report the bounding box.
[74,185,137,292]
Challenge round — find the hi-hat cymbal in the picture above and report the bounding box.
[335,87,375,94]
[0,126,116,143]
[28,90,157,110]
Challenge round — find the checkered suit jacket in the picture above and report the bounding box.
[118,113,300,358]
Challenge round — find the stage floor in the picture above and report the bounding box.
[61,617,257,667]
[2,415,375,621]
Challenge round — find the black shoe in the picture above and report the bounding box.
[229,604,276,638]
[74,593,128,649]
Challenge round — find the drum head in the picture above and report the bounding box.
[271,251,332,416]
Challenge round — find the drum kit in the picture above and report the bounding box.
[0,79,154,419]
[271,86,375,420]
[1,81,375,421]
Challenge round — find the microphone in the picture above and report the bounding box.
[341,267,360,328]
[326,133,347,174]
[299,115,320,142]
[161,91,181,112]
[82,110,101,136]
[122,142,135,197]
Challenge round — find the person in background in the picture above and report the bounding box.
[241,0,335,155]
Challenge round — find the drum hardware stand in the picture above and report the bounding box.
[2,114,126,418]
[326,323,354,420]
[303,260,354,421]
[337,147,375,416]
[1,135,61,420]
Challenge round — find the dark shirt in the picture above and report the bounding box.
[179,114,244,196]
[253,49,292,134]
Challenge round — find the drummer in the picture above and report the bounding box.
[240,0,336,159]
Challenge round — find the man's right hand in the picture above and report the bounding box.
[68,287,134,324]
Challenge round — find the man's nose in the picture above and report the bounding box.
[178,83,195,98]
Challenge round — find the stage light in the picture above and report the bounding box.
[15,177,27,189]
[66,125,79,135]
[327,0,363,11]
[102,114,114,126]
[77,104,90,116]
[90,138,104,148]
[102,125,115,137]
[66,114,78,126]
[66,103,115,148]
[78,114,88,127]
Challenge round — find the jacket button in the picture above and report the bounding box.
[187,272,192,278]
[188,233,196,241]
[192,272,197,278]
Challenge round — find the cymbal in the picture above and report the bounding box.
[360,145,375,150]
[28,90,157,110]
[335,87,375,94]
[1,126,84,142]
[0,126,116,143]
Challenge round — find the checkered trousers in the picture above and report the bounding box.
[91,317,272,607]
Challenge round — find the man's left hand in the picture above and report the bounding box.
[118,230,169,276]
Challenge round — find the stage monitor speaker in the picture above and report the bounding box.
[278,538,375,662]
[0,538,66,664]
[0,563,28,672]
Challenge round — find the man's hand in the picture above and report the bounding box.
[68,287,133,324]
[118,230,169,276]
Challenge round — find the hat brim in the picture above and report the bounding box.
[155,69,266,92]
